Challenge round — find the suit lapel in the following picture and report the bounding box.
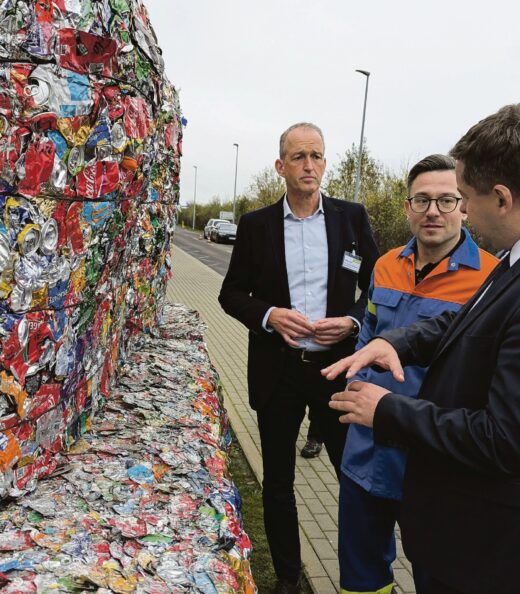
[323,196,342,314]
[435,257,518,358]
[268,197,291,306]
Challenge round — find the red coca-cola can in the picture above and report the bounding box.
[28,384,61,421]
[76,160,120,198]
[64,202,84,255]
[18,137,55,196]
[123,96,150,140]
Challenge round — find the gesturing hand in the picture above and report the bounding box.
[321,338,405,382]
[268,307,315,347]
[329,381,390,427]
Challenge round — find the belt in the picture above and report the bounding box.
[285,348,335,365]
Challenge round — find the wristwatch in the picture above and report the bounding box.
[349,318,360,338]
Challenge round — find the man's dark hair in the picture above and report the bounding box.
[407,154,456,192]
[450,103,520,197]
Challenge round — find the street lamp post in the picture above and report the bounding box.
[192,165,198,230]
[353,69,370,202]
[232,143,239,223]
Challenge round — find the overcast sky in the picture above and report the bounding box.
[145,0,519,206]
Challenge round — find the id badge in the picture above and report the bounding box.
[342,251,362,274]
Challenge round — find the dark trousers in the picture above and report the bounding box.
[339,473,399,592]
[339,473,428,594]
[306,409,323,442]
[423,576,467,594]
[256,354,348,582]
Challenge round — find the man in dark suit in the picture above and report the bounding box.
[325,103,520,594]
[219,122,378,593]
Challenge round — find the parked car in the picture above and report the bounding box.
[203,218,228,239]
[210,222,237,244]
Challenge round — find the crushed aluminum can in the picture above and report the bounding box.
[28,65,93,119]
[17,224,41,256]
[67,145,84,176]
[75,160,119,199]
[9,284,32,313]
[39,219,58,255]
[17,137,55,197]
[110,121,127,152]
[58,29,117,76]
[0,231,11,272]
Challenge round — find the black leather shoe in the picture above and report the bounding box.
[300,438,323,458]
[271,578,301,593]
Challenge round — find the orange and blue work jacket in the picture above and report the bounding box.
[341,228,498,500]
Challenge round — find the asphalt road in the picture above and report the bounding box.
[172,226,233,277]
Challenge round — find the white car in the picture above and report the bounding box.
[203,218,228,239]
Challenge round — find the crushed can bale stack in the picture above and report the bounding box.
[0,1,255,591]
[0,0,181,495]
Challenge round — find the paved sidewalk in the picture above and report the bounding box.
[166,246,416,594]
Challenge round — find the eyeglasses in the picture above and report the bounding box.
[407,195,462,213]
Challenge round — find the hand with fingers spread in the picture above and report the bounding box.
[314,316,355,346]
[267,307,315,347]
[321,337,405,382]
[329,380,390,427]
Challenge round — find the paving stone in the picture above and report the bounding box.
[297,504,313,522]
[311,538,337,560]
[310,576,339,593]
[325,504,339,519]
[314,513,337,532]
[300,534,329,579]
[321,559,340,589]
[319,491,339,508]
[296,484,319,500]
[304,497,327,516]
[324,530,338,551]
[307,477,329,493]
[294,473,309,486]
[316,469,337,484]
[301,520,325,540]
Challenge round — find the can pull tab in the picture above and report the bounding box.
[23,85,39,97]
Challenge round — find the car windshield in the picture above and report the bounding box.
[218,224,236,231]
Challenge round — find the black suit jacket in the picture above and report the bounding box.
[219,195,379,410]
[373,256,520,594]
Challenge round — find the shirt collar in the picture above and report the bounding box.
[283,193,324,219]
[509,237,520,267]
[398,227,481,271]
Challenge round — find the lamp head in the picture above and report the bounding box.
[356,69,370,77]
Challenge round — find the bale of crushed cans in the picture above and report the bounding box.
[0,0,183,497]
[0,304,256,593]
[0,2,256,591]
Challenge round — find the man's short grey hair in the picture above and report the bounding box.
[279,122,325,158]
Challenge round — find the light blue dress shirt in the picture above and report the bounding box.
[262,194,359,351]
[283,194,329,351]
[262,194,361,351]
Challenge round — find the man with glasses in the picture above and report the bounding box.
[332,154,497,594]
